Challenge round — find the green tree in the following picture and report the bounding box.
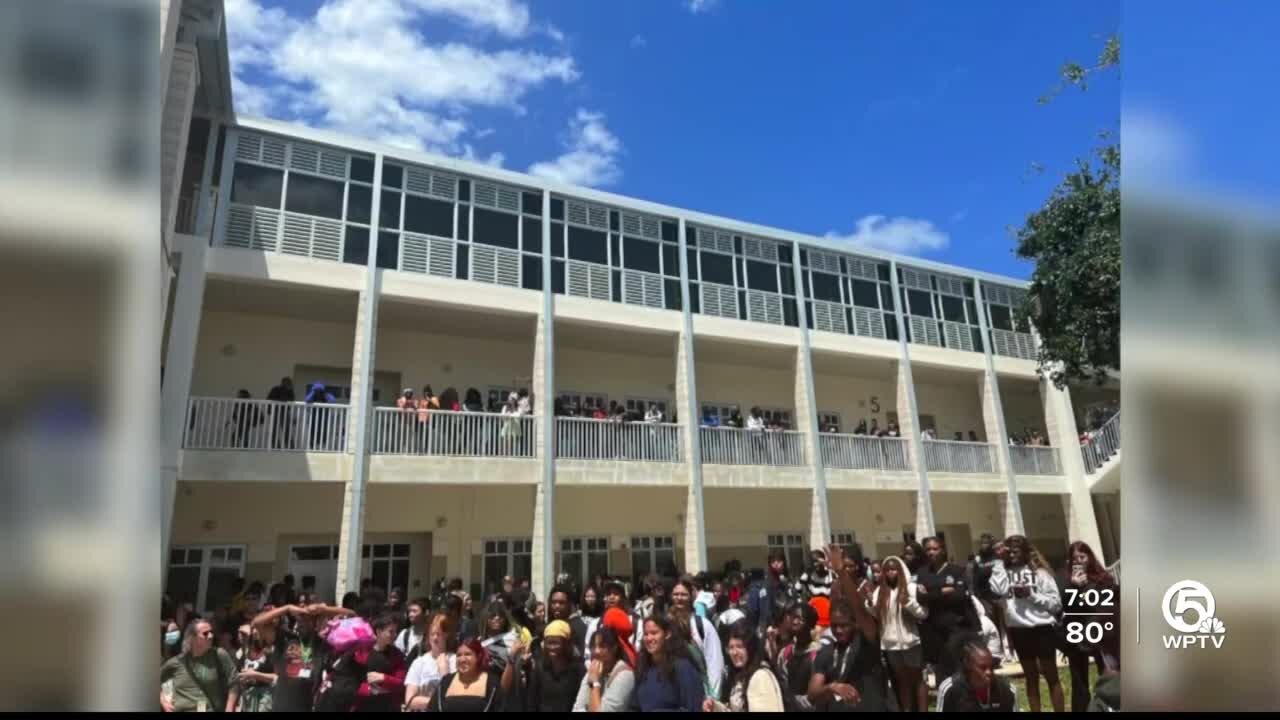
[1016,35,1120,388]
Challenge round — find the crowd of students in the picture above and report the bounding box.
[160,534,1119,713]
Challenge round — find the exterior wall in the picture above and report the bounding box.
[827,490,916,559]
[555,345,676,410]
[162,44,197,239]
[1070,383,1121,428]
[704,489,812,570]
[191,310,358,396]
[812,369,898,432]
[1019,492,1071,567]
[696,359,796,417]
[932,492,1003,559]
[1001,379,1049,437]
[914,376,987,439]
[375,326,535,404]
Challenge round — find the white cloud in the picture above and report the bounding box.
[949,208,969,223]
[224,0,577,158]
[630,34,647,48]
[686,0,719,14]
[825,215,950,255]
[528,109,622,187]
[544,24,566,43]
[475,128,496,139]
[461,144,506,167]
[1123,107,1194,185]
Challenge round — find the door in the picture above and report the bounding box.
[937,523,973,562]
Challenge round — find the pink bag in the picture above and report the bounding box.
[325,616,375,653]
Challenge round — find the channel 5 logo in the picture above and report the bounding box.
[1161,580,1226,649]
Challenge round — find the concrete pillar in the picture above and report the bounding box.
[530,310,553,597]
[996,494,1021,538]
[160,122,228,567]
[676,217,707,573]
[792,344,831,550]
[1041,379,1102,552]
[336,156,385,598]
[887,262,935,542]
[980,372,1024,534]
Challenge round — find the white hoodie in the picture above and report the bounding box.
[869,558,928,651]
[990,559,1062,628]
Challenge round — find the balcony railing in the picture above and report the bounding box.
[1081,411,1121,474]
[700,427,806,466]
[185,397,349,452]
[819,433,911,471]
[556,417,682,462]
[1008,445,1063,475]
[923,439,997,473]
[371,408,535,458]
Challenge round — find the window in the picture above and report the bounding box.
[349,156,374,183]
[830,532,856,548]
[767,533,806,575]
[488,386,515,412]
[380,190,401,229]
[851,279,880,308]
[403,195,453,238]
[818,411,842,433]
[473,207,518,249]
[810,271,842,302]
[988,304,1014,331]
[761,407,793,428]
[522,255,542,291]
[363,543,410,596]
[560,537,609,586]
[230,163,283,207]
[701,402,739,425]
[623,237,661,273]
[344,226,368,266]
[568,226,608,264]
[941,295,967,323]
[285,173,344,220]
[345,185,372,225]
[907,289,934,318]
[377,231,399,271]
[558,391,609,414]
[630,536,676,584]
[383,163,403,189]
[746,260,779,292]
[166,545,246,614]
[699,251,735,285]
[522,217,542,253]
[522,191,541,216]
[625,397,669,417]
[482,538,532,597]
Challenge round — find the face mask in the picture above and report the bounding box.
[165,630,181,647]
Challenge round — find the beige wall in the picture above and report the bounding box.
[1001,379,1047,438]
[191,310,357,397]
[813,370,898,433]
[696,360,795,417]
[828,490,916,559]
[376,326,535,406]
[914,377,987,440]
[933,492,1003,558]
[1019,492,1070,567]
[555,345,676,411]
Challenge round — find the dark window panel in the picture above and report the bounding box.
[896,267,904,282]
[738,290,748,320]
[551,222,565,258]
[567,226,608,264]
[687,248,698,280]
[624,237,661,273]
[383,163,403,189]
[885,313,899,340]
[550,197,564,221]
[1016,315,1031,334]
[690,283,700,313]
[941,295,966,322]
[522,217,542,253]
[878,263,891,282]
[930,275,939,290]
[379,190,401,229]
[457,179,470,202]
[964,280,975,298]
[230,163,283,207]
[522,254,543,290]
[805,302,814,329]
[802,271,811,299]
[473,207,519,249]
[610,210,620,232]
[662,243,679,277]
[376,231,399,270]
[457,205,469,240]
[734,236,743,255]
[403,194,453,237]
[989,304,1014,331]
[664,279,682,310]
[610,234,621,267]
[661,221,677,243]
[810,271,841,302]
[522,191,541,216]
[966,300,979,326]
[907,289,934,318]
[839,257,848,275]
[343,225,369,266]
[780,266,795,296]
[611,270,622,302]
[852,279,880,308]
[687,226,698,247]
[845,308,854,334]
[699,251,734,285]
[455,244,469,280]
[345,185,372,225]
[777,243,792,264]
[211,125,227,186]
[746,259,779,292]
[971,327,985,351]
[784,298,798,327]
[349,156,374,183]
[880,283,895,310]
[800,248,809,268]
[552,259,565,294]
[285,173,344,220]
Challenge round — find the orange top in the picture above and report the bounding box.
[809,595,831,629]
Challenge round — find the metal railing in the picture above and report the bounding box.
[1008,445,1063,475]
[699,427,806,466]
[185,397,349,452]
[555,417,682,462]
[371,408,535,458]
[923,439,998,473]
[819,433,911,471]
[1081,411,1121,474]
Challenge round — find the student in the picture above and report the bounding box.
[917,536,979,685]
[234,625,275,712]
[936,633,1018,712]
[264,632,320,712]
[799,548,835,599]
[160,619,240,712]
[750,550,795,638]
[902,541,926,582]
[351,614,408,712]
[670,576,725,698]
[990,535,1063,713]
[266,377,296,448]
[633,614,704,712]
[572,626,637,712]
[426,639,505,713]
[1060,540,1119,711]
[967,535,1007,654]
[479,602,521,675]
[503,619,583,712]
[397,597,431,661]
[703,621,784,712]
[771,601,821,711]
[405,614,458,711]
[873,555,928,712]
[807,545,887,712]
[582,582,633,667]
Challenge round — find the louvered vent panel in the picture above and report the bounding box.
[567,201,588,226]
[281,214,312,256]
[624,272,644,305]
[249,208,280,251]
[622,213,641,236]
[588,264,610,300]
[431,173,457,201]
[936,276,965,297]
[743,237,762,258]
[848,258,879,280]
[235,134,262,163]
[428,237,454,277]
[942,321,974,351]
[644,273,663,307]
[815,300,848,334]
[1016,332,1037,360]
[852,306,886,338]
[261,138,287,167]
[587,205,608,229]
[224,205,254,248]
[720,286,739,318]
[474,182,497,208]
[405,168,432,196]
[495,186,519,212]
[700,284,719,316]
[495,248,519,287]
[810,250,841,274]
[698,228,734,254]
[472,245,496,284]
[747,290,783,325]
[992,329,1012,357]
[910,316,942,346]
[901,269,931,291]
[401,232,430,274]
[568,261,591,298]
[318,151,346,179]
[289,143,319,174]
[312,219,342,261]
[641,217,661,240]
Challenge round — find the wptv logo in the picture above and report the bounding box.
[1161,580,1227,650]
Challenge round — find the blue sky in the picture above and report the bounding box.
[227,0,1120,279]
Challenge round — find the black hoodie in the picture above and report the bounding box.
[936,672,1017,712]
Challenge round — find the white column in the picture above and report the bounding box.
[793,345,832,550]
[1041,379,1102,552]
[336,155,385,598]
[888,261,934,540]
[676,219,708,573]
[160,122,227,566]
[972,278,1024,536]
[530,305,554,598]
[996,494,1021,539]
